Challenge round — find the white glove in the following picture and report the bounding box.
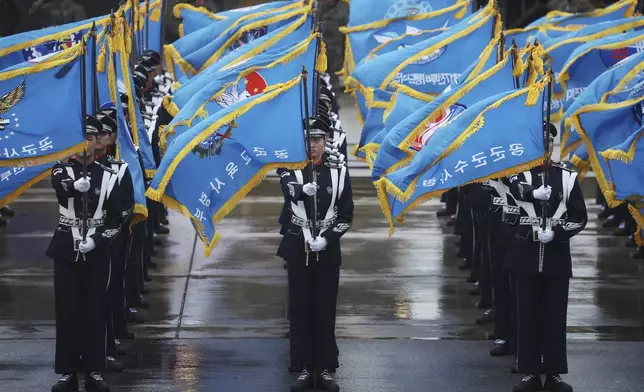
[308,236,328,252]
[302,182,317,196]
[532,185,552,201]
[73,177,91,192]
[537,227,554,244]
[79,237,97,254]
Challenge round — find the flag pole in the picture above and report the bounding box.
[301,66,319,258]
[90,22,99,114]
[160,0,168,62]
[145,0,150,51]
[510,40,520,89]
[130,0,138,67]
[541,68,554,231]
[80,37,89,245]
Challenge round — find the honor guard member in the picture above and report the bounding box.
[506,124,587,392]
[481,178,518,357]
[319,85,348,158]
[95,111,134,370]
[277,117,353,392]
[47,115,123,392]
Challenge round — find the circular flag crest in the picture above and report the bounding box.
[599,44,643,69]
[385,0,433,18]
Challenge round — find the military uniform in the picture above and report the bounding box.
[506,161,587,392]
[278,121,353,392]
[47,116,120,392]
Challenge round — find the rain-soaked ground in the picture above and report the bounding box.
[2,96,644,391]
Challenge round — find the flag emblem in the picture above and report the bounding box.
[385,0,433,18]
[0,81,25,135]
[411,103,466,151]
[215,71,268,108]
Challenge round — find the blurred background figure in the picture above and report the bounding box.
[25,0,87,30]
[0,0,20,37]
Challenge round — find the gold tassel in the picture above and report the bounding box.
[454,2,466,19]
[316,40,328,73]
[97,44,106,73]
[525,82,544,106]
[513,50,524,77]
[150,7,161,22]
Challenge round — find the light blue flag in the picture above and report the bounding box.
[344,1,473,70]
[172,13,313,84]
[354,89,393,160]
[162,35,317,150]
[544,17,644,101]
[96,33,148,218]
[356,27,447,67]
[0,15,107,70]
[147,76,307,255]
[371,46,518,181]
[174,3,226,37]
[559,29,644,116]
[600,127,644,204]
[362,91,427,170]
[0,162,52,206]
[374,84,548,230]
[169,34,315,111]
[169,5,308,77]
[565,78,644,197]
[347,0,468,28]
[505,26,572,49]
[561,49,644,156]
[0,47,86,167]
[349,6,499,98]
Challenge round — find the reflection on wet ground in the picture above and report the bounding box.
[1,172,644,390]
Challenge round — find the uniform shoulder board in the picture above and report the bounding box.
[56,160,74,167]
[99,163,117,174]
[552,161,574,172]
[107,156,125,165]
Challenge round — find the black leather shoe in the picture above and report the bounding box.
[602,217,621,228]
[625,236,637,248]
[319,369,340,392]
[446,217,457,226]
[436,209,451,217]
[290,368,312,391]
[116,331,135,340]
[475,309,494,325]
[543,374,573,392]
[161,218,169,225]
[613,227,630,236]
[105,357,124,372]
[126,308,144,324]
[85,372,110,392]
[153,237,163,246]
[51,374,78,392]
[0,206,15,217]
[490,340,512,356]
[155,226,170,235]
[513,374,542,392]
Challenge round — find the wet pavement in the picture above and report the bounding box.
[1,96,644,390]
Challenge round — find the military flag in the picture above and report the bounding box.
[353,89,393,161]
[146,75,308,255]
[561,49,644,157]
[0,43,87,167]
[348,3,501,105]
[164,3,310,79]
[341,0,473,81]
[370,43,524,181]
[374,77,550,232]
[345,0,470,28]
[160,33,321,153]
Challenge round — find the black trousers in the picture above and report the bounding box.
[106,232,128,353]
[490,223,513,341]
[288,261,340,371]
[477,214,493,306]
[445,188,458,215]
[54,253,110,374]
[516,274,569,375]
[126,222,145,307]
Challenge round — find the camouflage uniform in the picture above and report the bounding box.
[316,0,349,90]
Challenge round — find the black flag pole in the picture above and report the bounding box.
[301,66,319,262]
[130,0,138,67]
[90,22,99,114]
[160,0,168,62]
[541,68,554,231]
[510,40,520,89]
[145,0,150,51]
[80,38,89,244]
